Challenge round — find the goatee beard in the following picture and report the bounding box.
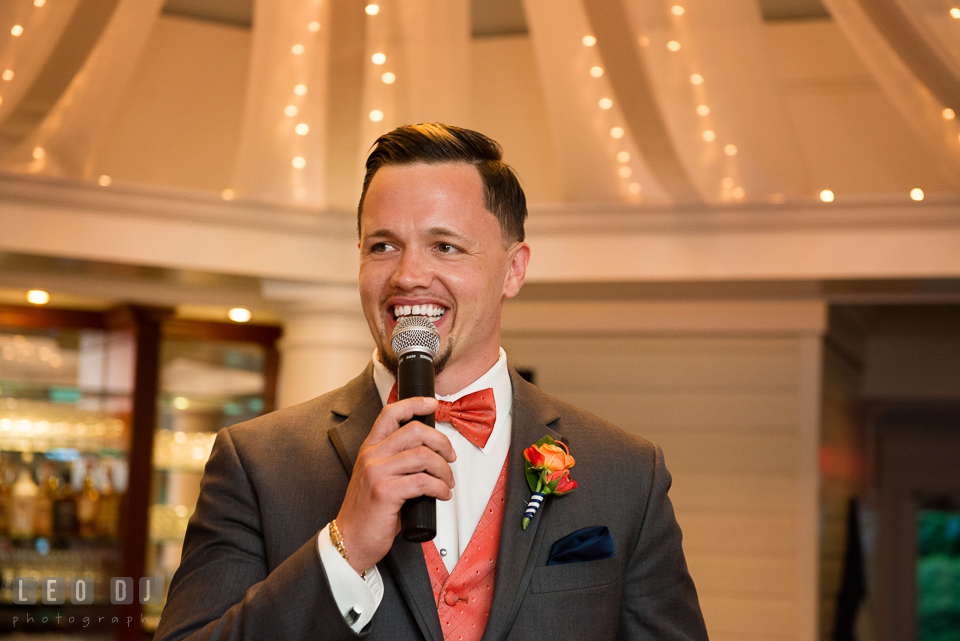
[380,343,451,381]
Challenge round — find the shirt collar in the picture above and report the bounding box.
[372,348,513,454]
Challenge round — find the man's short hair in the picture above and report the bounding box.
[357,123,527,243]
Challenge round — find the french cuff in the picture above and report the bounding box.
[317,524,384,632]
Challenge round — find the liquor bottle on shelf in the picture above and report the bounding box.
[33,462,56,537]
[52,469,77,536]
[76,463,100,537]
[10,464,38,537]
[96,463,121,538]
[0,457,13,535]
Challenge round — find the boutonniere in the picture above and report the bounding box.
[522,436,577,529]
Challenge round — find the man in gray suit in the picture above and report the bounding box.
[156,124,708,640]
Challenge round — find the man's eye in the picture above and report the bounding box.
[370,242,393,253]
[437,243,457,253]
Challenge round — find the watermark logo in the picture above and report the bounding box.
[11,576,163,605]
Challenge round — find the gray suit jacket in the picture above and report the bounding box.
[155,366,708,640]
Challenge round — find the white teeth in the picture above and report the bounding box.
[394,304,446,320]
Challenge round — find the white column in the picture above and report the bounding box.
[263,281,374,409]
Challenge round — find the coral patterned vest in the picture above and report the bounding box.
[422,456,509,641]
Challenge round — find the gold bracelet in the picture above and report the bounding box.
[329,519,366,580]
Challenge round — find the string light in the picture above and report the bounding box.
[724,144,738,156]
[32,147,44,160]
[34,0,46,6]
[294,84,307,96]
[732,186,745,199]
[690,74,704,85]
[671,5,685,15]
[721,177,735,189]
[308,21,321,32]
[910,188,924,201]
[599,98,613,109]
[702,130,716,142]
[284,105,298,117]
[3,70,14,81]
[820,189,835,202]
[951,8,960,18]
[98,175,111,186]
[381,72,396,84]
[221,189,235,200]
[943,108,956,120]
[667,40,681,52]
[365,4,380,15]
[11,25,23,36]
[696,104,710,116]
[617,151,630,163]
[618,166,632,178]
[228,308,252,323]
[628,183,642,195]
[371,53,386,65]
[582,36,596,46]
[292,156,306,169]
[370,109,384,122]
[589,66,604,78]
[610,127,625,139]
[295,123,309,135]
[291,44,305,55]
[27,290,49,305]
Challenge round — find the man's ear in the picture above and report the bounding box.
[503,242,530,299]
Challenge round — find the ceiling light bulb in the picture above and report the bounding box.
[294,84,307,95]
[702,130,716,142]
[610,126,625,139]
[671,5,685,15]
[381,72,396,84]
[582,35,596,46]
[27,290,49,305]
[617,151,630,163]
[284,105,298,117]
[724,144,738,156]
[721,177,735,189]
[639,36,650,46]
[951,8,960,18]
[34,0,46,6]
[11,25,23,36]
[819,189,835,203]
[365,4,380,15]
[690,74,704,85]
[943,108,956,120]
[370,109,384,122]
[910,188,924,201]
[598,98,613,109]
[372,53,386,65]
[98,175,111,187]
[32,147,44,160]
[618,166,632,178]
[221,189,235,200]
[3,70,13,81]
[732,186,745,199]
[295,123,309,135]
[291,44,305,55]
[589,66,604,78]
[292,156,306,169]
[228,308,252,323]
[628,182,642,194]
[308,21,321,32]
[696,104,710,116]
[667,40,681,51]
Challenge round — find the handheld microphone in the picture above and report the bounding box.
[390,315,440,542]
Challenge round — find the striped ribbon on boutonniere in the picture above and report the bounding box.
[522,436,577,529]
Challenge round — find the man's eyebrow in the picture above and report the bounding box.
[425,227,470,243]
[362,228,396,239]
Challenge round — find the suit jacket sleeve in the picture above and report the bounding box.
[616,444,709,640]
[153,427,364,641]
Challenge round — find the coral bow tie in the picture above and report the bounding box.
[388,384,497,449]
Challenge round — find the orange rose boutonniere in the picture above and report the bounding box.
[522,436,577,529]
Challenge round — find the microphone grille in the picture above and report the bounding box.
[390,316,440,357]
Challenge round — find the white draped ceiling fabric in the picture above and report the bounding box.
[1,0,163,177]
[819,0,960,189]
[0,0,956,204]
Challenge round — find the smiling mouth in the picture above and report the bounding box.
[391,303,446,322]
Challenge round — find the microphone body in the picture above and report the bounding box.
[391,316,441,542]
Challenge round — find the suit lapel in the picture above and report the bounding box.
[481,371,562,641]
[326,365,443,641]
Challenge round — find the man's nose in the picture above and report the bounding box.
[391,249,432,289]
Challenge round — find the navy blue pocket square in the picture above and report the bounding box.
[547,525,615,566]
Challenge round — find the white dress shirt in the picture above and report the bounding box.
[317,349,513,632]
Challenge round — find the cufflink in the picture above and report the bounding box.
[345,606,362,626]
